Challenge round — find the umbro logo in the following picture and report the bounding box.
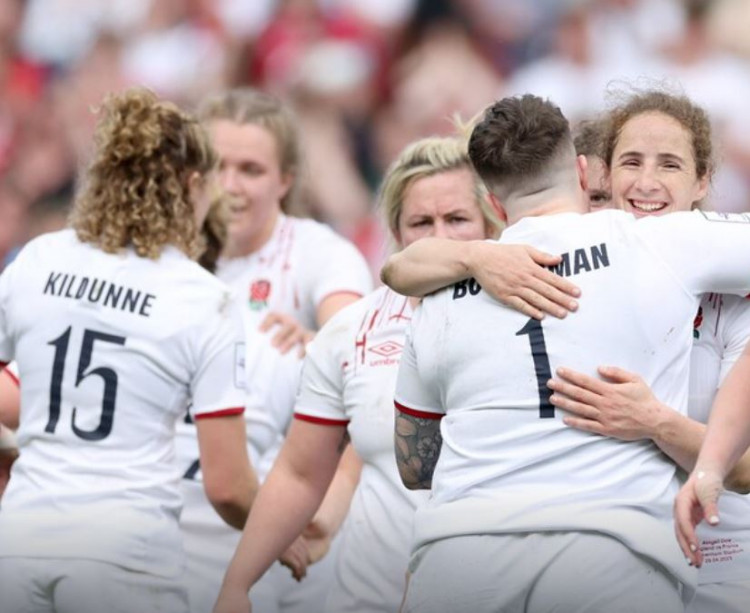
[368,341,403,358]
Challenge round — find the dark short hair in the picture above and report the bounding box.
[468,95,572,193]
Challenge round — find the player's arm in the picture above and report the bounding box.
[0,366,20,429]
[381,238,579,320]
[196,413,257,530]
[675,344,750,565]
[317,291,363,327]
[214,419,347,613]
[302,444,362,565]
[547,364,750,485]
[394,406,443,490]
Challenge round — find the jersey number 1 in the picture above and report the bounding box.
[46,326,126,441]
[516,318,554,418]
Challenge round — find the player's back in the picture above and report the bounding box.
[403,209,750,585]
[0,229,242,575]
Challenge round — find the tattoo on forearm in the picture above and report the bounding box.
[394,413,442,489]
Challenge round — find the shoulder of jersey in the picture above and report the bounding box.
[291,216,357,247]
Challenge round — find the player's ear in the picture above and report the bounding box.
[488,193,507,224]
[576,154,589,194]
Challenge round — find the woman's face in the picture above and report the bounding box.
[396,167,491,248]
[610,111,708,217]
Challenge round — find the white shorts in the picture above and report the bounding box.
[402,532,684,613]
[0,557,188,613]
[687,579,750,613]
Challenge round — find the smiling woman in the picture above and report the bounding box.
[602,91,714,217]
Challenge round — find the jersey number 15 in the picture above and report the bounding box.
[46,326,126,441]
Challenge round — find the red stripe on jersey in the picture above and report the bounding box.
[194,407,245,420]
[394,400,443,420]
[2,367,19,387]
[294,413,349,426]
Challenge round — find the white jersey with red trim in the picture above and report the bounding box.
[395,210,750,597]
[0,229,247,578]
[175,212,371,485]
[176,214,371,613]
[690,293,750,585]
[294,285,428,612]
[216,213,373,330]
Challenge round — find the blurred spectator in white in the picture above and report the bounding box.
[502,0,668,124]
[53,33,130,161]
[374,0,502,168]
[18,0,149,67]
[586,0,685,71]
[643,0,750,212]
[121,0,230,104]
[709,0,750,59]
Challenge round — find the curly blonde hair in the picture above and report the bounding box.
[71,88,218,259]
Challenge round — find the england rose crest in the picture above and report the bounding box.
[249,279,271,310]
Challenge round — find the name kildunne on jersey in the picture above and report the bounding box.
[452,242,611,300]
[43,271,156,318]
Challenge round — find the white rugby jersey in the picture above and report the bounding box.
[395,209,750,594]
[0,229,247,578]
[215,213,374,330]
[175,214,371,610]
[294,285,428,612]
[176,212,372,484]
[690,293,750,584]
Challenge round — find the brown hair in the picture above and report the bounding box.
[197,198,228,274]
[573,118,607,159]
[469,95,572,196]
[198,88,301,213]
[71,88,217,259]
[602,90,714,181]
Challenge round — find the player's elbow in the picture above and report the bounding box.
[397,464,432,491]
[380,255,398,289]
[203,471,258,530]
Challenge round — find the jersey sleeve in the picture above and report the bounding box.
[639,211,750,297]
[304,229,373,309]
[2,362,19,387]
[393,307,444,419]
[293,312,350,426]
[191,290,248,419]
[718,298,750,384]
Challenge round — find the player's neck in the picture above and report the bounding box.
[504,194,588,227]
[224,210,282,259]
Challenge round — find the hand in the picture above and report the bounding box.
[470,243,580,320]
[259,312,314,357]
[547,366,665,441]
[302,517,333,564]
[213,585,252,613]
[279,535,310,581]
[674,468,723,567]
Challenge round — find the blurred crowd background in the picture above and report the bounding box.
[2,0,750,274]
